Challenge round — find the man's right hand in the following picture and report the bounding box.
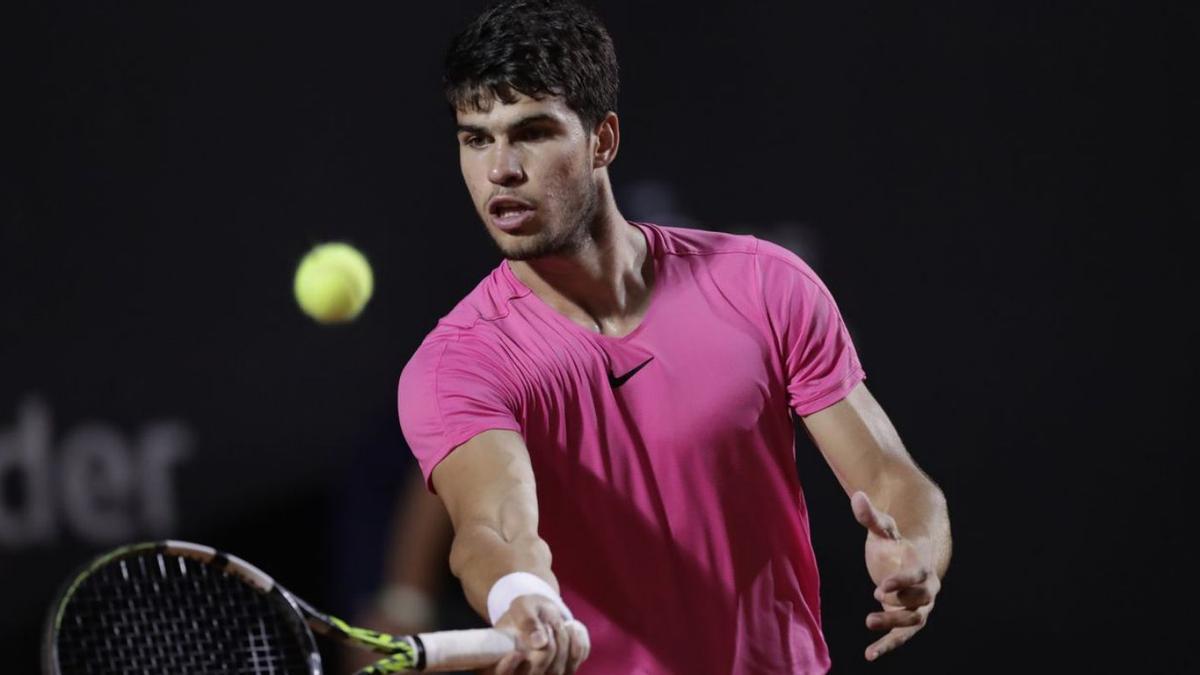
[488,595,590,675]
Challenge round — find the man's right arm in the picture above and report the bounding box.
[433,429,554,611]
[431,429,588,674]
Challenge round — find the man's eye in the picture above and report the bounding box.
[463,136,488,148]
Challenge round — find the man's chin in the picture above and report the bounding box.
[499,241,553,262]
[492,231,577,262]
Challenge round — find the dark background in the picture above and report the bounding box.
[2,1,1191,672]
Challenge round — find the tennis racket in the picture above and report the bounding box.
[43,540,515,674]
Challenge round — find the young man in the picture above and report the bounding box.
[397,1,951,673]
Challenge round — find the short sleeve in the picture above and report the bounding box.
[397,333,523,490]
[755,239,866,416]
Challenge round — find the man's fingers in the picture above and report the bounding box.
[493,651,525,675]
[851,491,902,540]
[564,620,590,672]
[898,584,933,609]
[881,567,928,592]
[495,599,588,674]
[529,623,556,675]
[510,616,550,674]
[549,619,570,674]
[875,584,933,609]
[513,601,549,651]
[874,568,932,608]
[866,625,920,661]
[865,608,923,632]
[523,623,549,650]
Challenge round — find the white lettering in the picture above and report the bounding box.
[0,397,194,548]
[0,399,56,545]
[138,422,193,536]
[61,424,136,543]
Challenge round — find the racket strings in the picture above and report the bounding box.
[55,552,312,675]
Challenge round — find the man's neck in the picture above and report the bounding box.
[507,204,653,336]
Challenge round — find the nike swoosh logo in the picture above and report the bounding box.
[608,356,654,389]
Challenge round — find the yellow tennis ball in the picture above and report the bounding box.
[294,242,373,324]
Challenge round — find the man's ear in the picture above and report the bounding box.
[592,112,620,169]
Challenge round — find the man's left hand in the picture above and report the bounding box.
[851,490,941,661]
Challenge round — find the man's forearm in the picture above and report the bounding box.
[449,521,558,620]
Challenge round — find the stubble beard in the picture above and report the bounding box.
[495,178,600,262]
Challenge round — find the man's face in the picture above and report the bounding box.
[456,93,599,261]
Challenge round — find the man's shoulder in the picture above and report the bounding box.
[651,222,816,280]
[648,222,826,295]
[431,262,531,332]
[649,222,760,258]
[402,263,526,372]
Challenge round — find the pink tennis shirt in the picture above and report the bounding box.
[398,222,865,674]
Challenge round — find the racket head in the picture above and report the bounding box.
[42,540,321,675]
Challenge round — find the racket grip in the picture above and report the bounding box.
[417,628,515,671]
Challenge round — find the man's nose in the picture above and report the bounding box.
[488,144,525,187]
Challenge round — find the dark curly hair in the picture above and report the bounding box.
[443,0,619,131]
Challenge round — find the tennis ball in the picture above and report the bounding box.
[293,242,373,324]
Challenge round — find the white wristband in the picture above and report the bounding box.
[486,572,574,625]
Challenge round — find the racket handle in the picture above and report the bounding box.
[417,628,515,671]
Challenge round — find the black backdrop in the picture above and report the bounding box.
[2,1,1190,672]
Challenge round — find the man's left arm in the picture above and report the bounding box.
[801,381,952,661]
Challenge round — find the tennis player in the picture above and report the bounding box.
[398,1,952,672]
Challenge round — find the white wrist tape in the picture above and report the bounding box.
[486,572,574,625]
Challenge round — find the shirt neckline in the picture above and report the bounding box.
[500,221,663,344]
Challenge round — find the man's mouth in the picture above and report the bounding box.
[487,197,536,232]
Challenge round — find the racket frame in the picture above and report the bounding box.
[41,540,426,675]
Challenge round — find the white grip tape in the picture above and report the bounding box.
[486,572,574,625]
[418,628,516,671]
